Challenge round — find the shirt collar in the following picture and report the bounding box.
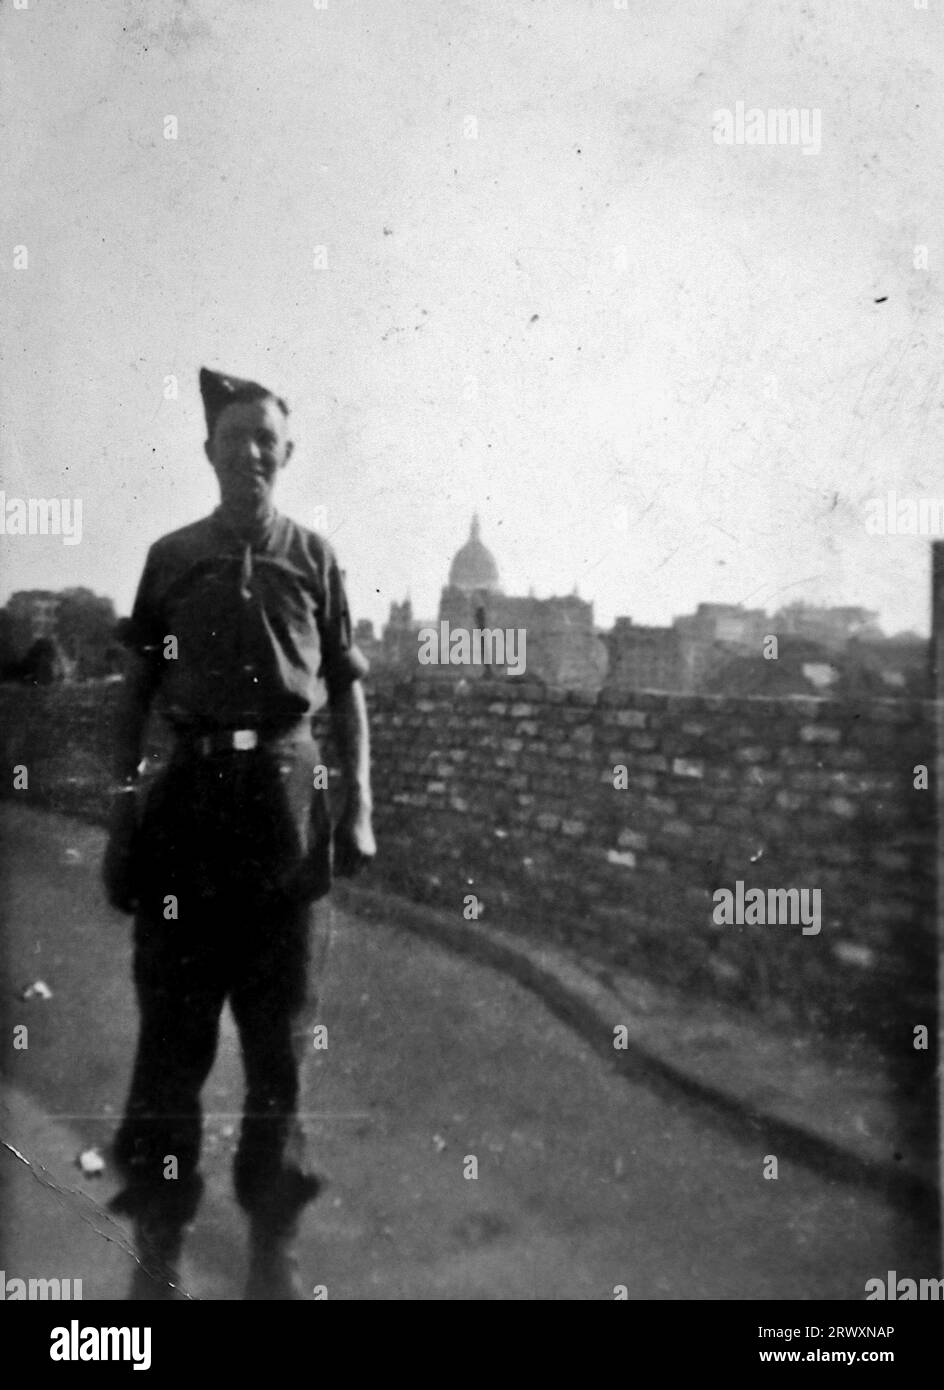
[211,505,283,551]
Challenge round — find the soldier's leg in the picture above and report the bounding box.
[230,897,327,1205]
[112,906,226,1296]
[115,910,227,1186]
[114,758,227,1191]
[230,897,328,1298]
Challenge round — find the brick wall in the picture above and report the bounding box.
[0,678,935,1039]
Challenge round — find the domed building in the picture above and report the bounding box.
[446,515,503,595]
[436,516,607,690]
[376,514,607,690]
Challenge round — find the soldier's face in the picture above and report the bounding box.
[206,398,293,519]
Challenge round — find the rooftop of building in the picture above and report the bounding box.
[447,514,502,594]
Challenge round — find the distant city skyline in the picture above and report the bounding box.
[2,531,925,698]
[2,0,942,638]
[0,506,930,641]
[0,503,934,640]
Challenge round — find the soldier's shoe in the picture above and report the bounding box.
[244,1223,307,1301]
[126,1214,190,1302]
[109,1175,203,1302]
[242,1171,323,1301]
[127,1246,190,1301]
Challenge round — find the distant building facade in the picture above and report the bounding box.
[604,600,921,698]
[671,603,769,690]
[771,603,882,652]
[378,516,607,691]
[369,525,920,699]
[605,619,684,692]
[437,516,607,689]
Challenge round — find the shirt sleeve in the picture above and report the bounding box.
[317,543,369,698]
[121,544,166,659]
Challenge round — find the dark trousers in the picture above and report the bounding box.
[114,734,332,1220]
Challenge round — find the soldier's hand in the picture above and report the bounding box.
[102,789,139,914]
[333,804,376,878]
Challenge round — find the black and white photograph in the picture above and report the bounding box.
[0,0,941,1350]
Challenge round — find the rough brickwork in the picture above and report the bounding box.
[0,678,935,1039]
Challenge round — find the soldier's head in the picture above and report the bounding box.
[200,371,293,524]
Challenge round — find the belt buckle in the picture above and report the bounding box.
[232,729,258,751]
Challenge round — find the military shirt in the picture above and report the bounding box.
[125,508,367,730]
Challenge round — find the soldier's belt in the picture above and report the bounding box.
[176,724,311,757]
[196,728,260,755]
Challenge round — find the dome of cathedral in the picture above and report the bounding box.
[448,515,502,593]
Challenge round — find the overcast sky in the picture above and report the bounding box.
[2,0,942,636]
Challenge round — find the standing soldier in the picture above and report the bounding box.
[102,367,375,1300]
